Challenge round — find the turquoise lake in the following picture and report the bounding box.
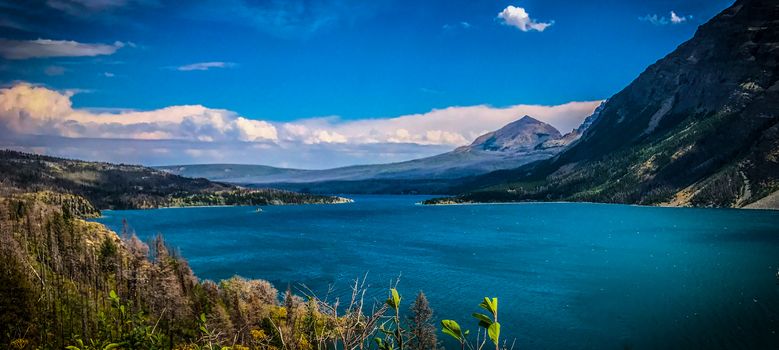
[95,195,779,349]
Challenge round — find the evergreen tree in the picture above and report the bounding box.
[408,291,439,350]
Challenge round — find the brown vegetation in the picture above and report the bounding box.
[1,194,500,350]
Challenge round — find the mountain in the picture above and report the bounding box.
[158,115,587,193]
[459,115,562,152]
[0,150,349,212]
[427,0,779,208]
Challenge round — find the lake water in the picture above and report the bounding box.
[95,195,779,349]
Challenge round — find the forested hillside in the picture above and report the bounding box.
[427,0,779,209]
[0,150,349,210]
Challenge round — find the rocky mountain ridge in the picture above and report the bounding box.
[426,0,779,209]
[159,113,599,191]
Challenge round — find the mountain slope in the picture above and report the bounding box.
[0,150,348,211]
[159,116,581,189]
[428,0,779,208]
[459,115,562,152]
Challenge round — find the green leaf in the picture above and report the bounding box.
[479,299,489,312]
[374,338,391,350]
[65,346,80,350]
[441,328,460,342]
[200,313,207,323]
[487,322,501,346]
[103,343,121,350]
[479,297,498,318]
[440,319,463,342]
[472,312,493,328]
[386,288,401,309]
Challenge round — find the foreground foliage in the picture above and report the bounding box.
[0,196,513,350]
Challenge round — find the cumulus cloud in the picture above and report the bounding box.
[277,101,600,147]
[670,11,688,24]
[639,11,692,25]
[497,6,553,32]
[0,82,601,166]
[0,39,128,60]
[176,61,236,71]
[0,83,278,142]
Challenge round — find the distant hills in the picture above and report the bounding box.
[459,115,563,153]
[427,0,779,209]
[0,150,348,212]
[157,114,599,193]
[162,0,779,209]
[150,0,779,209]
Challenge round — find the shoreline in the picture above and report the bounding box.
[102,198,354,211]
[417,198,779,211]
[97,196,354,214]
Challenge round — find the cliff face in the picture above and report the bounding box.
[447,0,779,208]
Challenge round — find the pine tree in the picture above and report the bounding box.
[408,291,440,350]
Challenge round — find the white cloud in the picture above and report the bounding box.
[176,61,236,71]
[304,130,348,144]
[443,21,472,31]
[0,82,602,166]
[0,39,127,60]
[234,117,278,141]
[0,83,278,142]
[639,11,691,25]
[497,6,553,32]
[670,11,687,24]
[638,14,664,25]
[276,101,600,147]
[103,72,115,77]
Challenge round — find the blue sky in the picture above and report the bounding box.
[0,0,734,168]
